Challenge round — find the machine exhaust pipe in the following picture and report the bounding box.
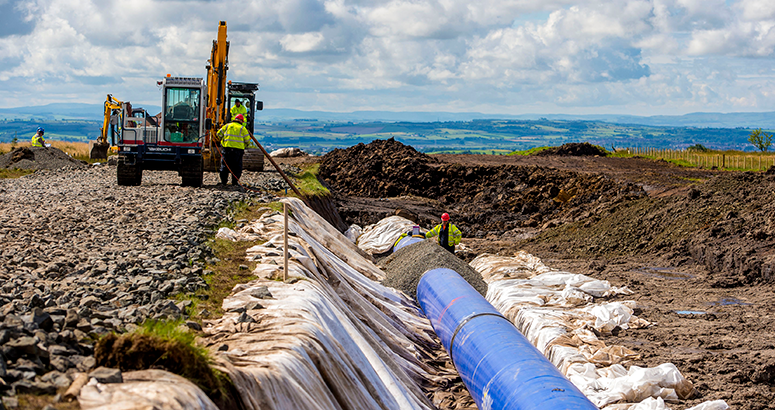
[416,268,598,410]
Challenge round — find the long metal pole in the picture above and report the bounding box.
[247,133,305,199]
[283,202,288,282]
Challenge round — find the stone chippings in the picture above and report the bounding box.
[380,239,488,300]
[0,164,281,400]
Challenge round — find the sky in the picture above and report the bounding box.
[0,0,774,116]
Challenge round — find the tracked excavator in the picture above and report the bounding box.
[89,95,123,160]
[96,21,265,186]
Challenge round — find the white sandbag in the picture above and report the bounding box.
[685,400,730,410]
[78,369,218,410]
[269,147,307,157]
[356,215,417,255]
[216,227,261,242]
[344,224,362,243]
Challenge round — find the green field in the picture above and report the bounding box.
[0,117,770,155]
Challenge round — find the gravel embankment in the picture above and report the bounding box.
[0,164,288,400]
[380,239,488,299]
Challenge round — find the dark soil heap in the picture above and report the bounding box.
[0,146,87,170]
[380,239,487,299]
[527,171,775,286]
[535,142,608,157]
[319,138,644,237]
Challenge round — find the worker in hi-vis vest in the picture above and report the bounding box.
[426,212,462,253]
[31,127,47,147]
[216,114,250,187]
[230,99,247,122]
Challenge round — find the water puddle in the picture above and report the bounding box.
[708,298,752,306]
[675,310,706,315]
[634,267,694,280]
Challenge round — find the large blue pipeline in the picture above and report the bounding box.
[416,268,598,410]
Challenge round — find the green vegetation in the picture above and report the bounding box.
[293,163,329,196]
[3,118,770,155]
[95,319,235,407]
[0,168,34,179]
[687,143,710,152]
[748,128,773,152]
[507,146,551,156]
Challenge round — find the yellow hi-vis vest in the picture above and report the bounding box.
[31,133,45,147]
[217,122,250,150]
[230,104,247,119]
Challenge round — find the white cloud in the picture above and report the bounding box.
[0,0,774,115]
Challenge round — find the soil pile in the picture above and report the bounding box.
[319,138,644,237]
[525,171,775,286]
[535,142,608,157]
[0,146,87,170]
[380,239,487,299]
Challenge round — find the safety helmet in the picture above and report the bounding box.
[37,127,44,134]
[235,114,245,123]
[441,213,450,222]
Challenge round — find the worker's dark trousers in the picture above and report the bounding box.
[220,147,244,185]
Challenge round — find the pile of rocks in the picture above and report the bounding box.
[0,165,280,405]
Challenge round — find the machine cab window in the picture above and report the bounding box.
[164,87,201,142]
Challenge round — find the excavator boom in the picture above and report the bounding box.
[90,94,122,160]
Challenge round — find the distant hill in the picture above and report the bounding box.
[0,103,773,128]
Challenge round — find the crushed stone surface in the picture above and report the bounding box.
[380,239,487,300]
[0,164,292,398]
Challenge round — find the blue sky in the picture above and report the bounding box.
[0,0,774,116]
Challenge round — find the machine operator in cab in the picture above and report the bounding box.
[230,99,247,122]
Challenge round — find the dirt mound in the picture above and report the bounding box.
[525,172,775,286]
[380,239,487,299]
[320,138,644,237]
[0,146,87,170]
[535,142,608,157]
[319,138,438,198]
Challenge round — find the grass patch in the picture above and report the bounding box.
[186,201,282,320]
[14,395,80,409]
[95,319,237,408]
[293,163,329,196]
[0,168,35,179]
[507,146,551,156]
[195,237,265,319]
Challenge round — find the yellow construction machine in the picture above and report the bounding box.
[89,94,123,159]
[202,21,264,172]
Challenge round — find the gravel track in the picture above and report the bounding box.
[0,164,287,400]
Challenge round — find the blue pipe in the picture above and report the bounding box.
[393,235,424,252]
[416,268,598,410]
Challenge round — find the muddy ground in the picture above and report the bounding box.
[313,139,775,410]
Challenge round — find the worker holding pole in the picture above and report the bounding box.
[216,114,250,188]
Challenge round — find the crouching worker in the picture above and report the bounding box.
[426,213,461,254]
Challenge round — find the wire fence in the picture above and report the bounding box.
[626,147,775,172]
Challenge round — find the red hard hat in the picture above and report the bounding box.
[235,114,245,123]
[441,213,450,221]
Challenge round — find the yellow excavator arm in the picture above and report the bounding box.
[90,94,123,159]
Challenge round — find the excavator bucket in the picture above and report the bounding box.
[89,141,110,160]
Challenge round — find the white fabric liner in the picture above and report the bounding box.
[474,252,728,410]
[356,215,417,254]
[79,370,219,410]
[209,198,441,409]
